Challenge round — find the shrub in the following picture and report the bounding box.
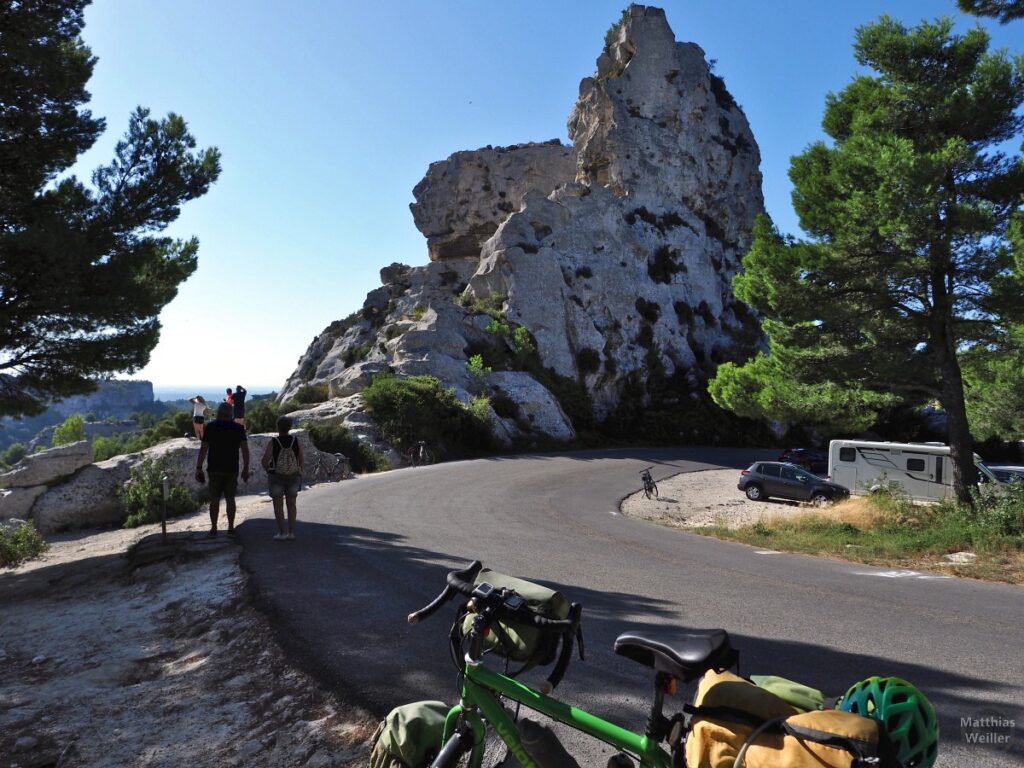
[485,318,511,336]
[0,442,27,468]
[52,414,85,446]
[512,326,536,361]
[412,305,426,321]
[361,374,492,456]
[245,399,283,434]
[305,423,389,474]
[466,354,492,394]
[289,382,329,405]
[0,521,48,568]
[635,298,661,324]
[119,457,198,528]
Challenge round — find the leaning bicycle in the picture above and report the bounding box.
[374,561,939,768]
[639,467,658,499]
[307,451,346,484]
[407,440,435,467]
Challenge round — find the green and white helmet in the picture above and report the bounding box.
[837,677,939,768]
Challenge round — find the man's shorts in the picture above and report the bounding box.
[208,472,238,498]
[268,473,301,499]
[233,405,245,419]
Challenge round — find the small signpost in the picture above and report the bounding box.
[161,474,169,543]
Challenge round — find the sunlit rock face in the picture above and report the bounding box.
[282,5,764,445]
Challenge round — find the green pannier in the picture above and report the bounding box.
[369,700,449,768]
[749,675,825,713]
[460,568,570,672]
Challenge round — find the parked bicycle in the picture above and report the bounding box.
[386,561,938,768]
[407,440,435,467]
[639,467,658,499]
[307,451,346,484]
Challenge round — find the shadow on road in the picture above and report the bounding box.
[239,517,1019,761]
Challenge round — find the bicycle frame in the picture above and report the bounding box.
[441,661,671,768]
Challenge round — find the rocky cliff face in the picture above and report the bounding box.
[281,5,764,445]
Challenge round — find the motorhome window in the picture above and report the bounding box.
[907,458,926,471]
[839,447,855,462]
[759,464,781,477]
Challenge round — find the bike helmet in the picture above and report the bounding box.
[837,677,939,768]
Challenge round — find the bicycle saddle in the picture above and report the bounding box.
[613,628,736,682]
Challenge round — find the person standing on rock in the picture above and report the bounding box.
[232,384,247,426]
[195,402,249,536]
[260,415,304,541]
[188,395,209,440]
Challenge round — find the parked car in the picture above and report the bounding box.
[776,448,828,474]
[739,461,851,506]
[988,465,1024,485]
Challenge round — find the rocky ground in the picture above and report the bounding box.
[0,495,377,768]
[620,468,807,527]
[0,467,813,768]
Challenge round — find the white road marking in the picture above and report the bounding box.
[755,550,780,555]
[852,570,952,580]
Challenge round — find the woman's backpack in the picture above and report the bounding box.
[272,436,301,476]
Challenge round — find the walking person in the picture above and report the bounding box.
[232,384,247,426]
[260,416,304,541]
[188,395,209,440]
[195,402,249,536]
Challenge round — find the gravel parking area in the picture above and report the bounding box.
[620,468,809,529]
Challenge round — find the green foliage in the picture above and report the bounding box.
[52,414,86,446]
[512,327,537,363]
[305,422,389,474]
[343,344,371,367]
[957,0,1024,23]
[466,354,493,395]
[288,382,329,406]
[0,521,48,568]
[412,305,426,321]
[648,246,685,284]
[92,409,194,461]
[710,17,1024,500]
[361,374,492,456]
[0,0,220,417]
[485,318,511,336]
[467,292,507,319]
[0,442,27,468]
[962,344,1024,440]
[118,457,198,528]
[244,398,282,435]
[604,9,628,46]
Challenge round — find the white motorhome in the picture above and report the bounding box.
[827,440,999,502]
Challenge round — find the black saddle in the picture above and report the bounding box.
[614,628,737,682]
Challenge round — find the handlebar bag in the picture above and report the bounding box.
[460,568,570,672]
[685,670,895,768]
[369,700,449,768]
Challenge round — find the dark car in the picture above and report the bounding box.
[776,448,828,474]
[989,465,1024,485]
[738,461,850,506]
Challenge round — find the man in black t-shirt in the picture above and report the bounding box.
[196,402,250,536]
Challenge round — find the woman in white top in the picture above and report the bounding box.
[188,395,209,440]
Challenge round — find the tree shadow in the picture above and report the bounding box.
[239,518,1021,761]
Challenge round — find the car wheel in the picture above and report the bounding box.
[811,492,830,507]
[745,484,764,501]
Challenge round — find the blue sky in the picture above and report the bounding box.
[78,1,1022,391]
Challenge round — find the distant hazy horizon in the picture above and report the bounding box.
[152,385,278,403]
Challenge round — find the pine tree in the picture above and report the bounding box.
[710,16,1024,503]
[0,0,220,417]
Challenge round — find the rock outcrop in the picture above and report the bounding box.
[10,432,348,534]
[0,441,93,489]
[281,5,764,446]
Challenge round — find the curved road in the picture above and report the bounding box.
[238,448,1022,766]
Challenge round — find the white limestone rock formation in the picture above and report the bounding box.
[26,432,348,534]
[281,5,764,446]
[0,441,93,488]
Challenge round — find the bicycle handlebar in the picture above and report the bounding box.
[408,560,579,631]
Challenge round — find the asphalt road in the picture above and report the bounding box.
[238,447,1023,766]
